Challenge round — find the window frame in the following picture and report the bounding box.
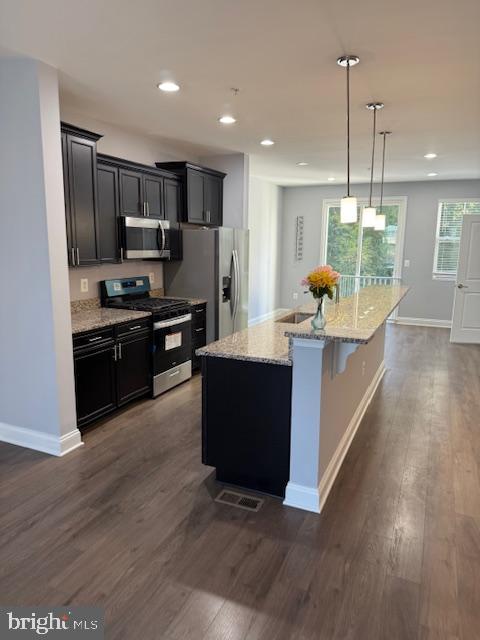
[432,199,480,281]
[319,196,407,280]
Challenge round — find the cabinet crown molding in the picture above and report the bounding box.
[61,121,103,142]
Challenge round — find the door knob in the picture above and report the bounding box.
[457,283,468,289]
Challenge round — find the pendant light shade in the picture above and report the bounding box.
[376,130,392,231]
[362,206,377,227]
[363,102,384,227]
[337,55,360,223]
[374,214,386,230]
[341,197,358,223]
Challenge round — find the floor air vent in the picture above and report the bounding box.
[215,489,264,512]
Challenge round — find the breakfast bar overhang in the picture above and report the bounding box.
[198,285,409,513]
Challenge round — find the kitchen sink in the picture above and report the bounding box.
[276,312,313,324]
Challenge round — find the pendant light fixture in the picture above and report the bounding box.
[374,131,392,231]
[337,55,360,223]
[363,102,384,227]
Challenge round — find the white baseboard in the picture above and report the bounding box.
[248,308,290,327]
[0,421,83,456]
[284,483,321,513]
[393,316,452,329]
[284,360,386,514]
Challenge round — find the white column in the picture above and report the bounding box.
[0,57,82,456]
[284,338,326,513]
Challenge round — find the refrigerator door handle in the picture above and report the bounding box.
[232,249,240,322]
[229,251,236,316]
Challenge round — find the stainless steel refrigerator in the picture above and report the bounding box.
[163,227,249,344]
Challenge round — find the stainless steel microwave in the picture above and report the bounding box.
[120,216,182,260]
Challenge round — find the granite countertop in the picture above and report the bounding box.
[71,308,151,335]
[197,285,409,366]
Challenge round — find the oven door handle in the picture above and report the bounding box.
[153,313,192,330]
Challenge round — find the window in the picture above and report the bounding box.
[433,200,480,279]
[322,198,406,279]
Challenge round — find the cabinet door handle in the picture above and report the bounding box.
[76,247,80,265]
[118,342,122,359]
[147,202,150,216]
[71,247,76,266]
[120,247,124,262]
[129,325,142,331]
[113,345,118,361]
[195,327,205,332]
[88,336,104,342]
[195,309,203,313]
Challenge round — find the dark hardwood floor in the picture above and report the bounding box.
[1,325,480,639]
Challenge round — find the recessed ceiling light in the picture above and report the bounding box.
[157,81,180,92]
[218,115,236,124]
[424,153,437,159]
[428,172,438,177]
[260,139,275,146]
[327,177,336,181]
[297,162,309,166]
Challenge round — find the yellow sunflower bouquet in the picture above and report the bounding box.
[301,265,340,300]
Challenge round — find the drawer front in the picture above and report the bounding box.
[192,303,207,328]
[116,318,151,339]
[73,327,115,351]
[192,325,207,346]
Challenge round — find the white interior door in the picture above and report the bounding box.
[450,213,480,343]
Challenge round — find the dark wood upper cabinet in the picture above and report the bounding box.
[99,155,182,222]
[61,127,184,268]
[143,174,164,218]
[187,168,206,223]
[61,131,75,266]
[97,162,120,263]
[61,123,102,266]
[204,174,223,226]
[119,169,144,216]
[164,177,182,224]
[155,161,226,226]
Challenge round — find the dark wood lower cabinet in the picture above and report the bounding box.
[117,331,151,406]
[74,341,117,429]
[191,302,207,371]
[201,356,292,497]
[73,321,152,430]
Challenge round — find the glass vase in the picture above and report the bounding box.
[311,297,326,331]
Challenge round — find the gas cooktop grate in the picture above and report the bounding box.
[108,297,190,312]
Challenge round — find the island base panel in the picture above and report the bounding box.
[201,357,292,498]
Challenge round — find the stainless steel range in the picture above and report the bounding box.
[101,276,192,396]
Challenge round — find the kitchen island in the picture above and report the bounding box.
[198,284,409,513]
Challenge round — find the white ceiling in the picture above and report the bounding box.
[1,0,480,186]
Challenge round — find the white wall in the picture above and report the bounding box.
[280,180,480,322]
[60,106,201,166]
[60,107,200,300]
[248,177,284,323]
[0,58,80,454]
[199,152,249,229]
